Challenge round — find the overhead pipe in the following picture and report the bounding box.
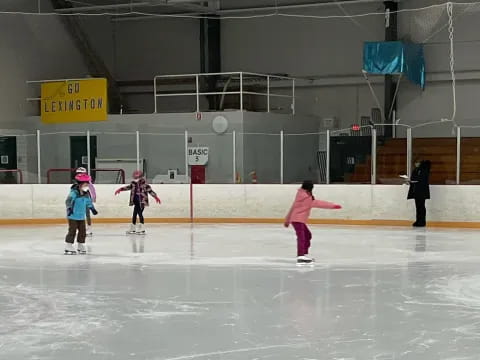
[113,0,389,22]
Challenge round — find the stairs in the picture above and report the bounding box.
[349,137,480,185]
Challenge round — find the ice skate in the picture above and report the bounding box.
[86,226,93,236]
[77,243,87,255]
[136,223,146,235]
[126,224,136,234]
[64,243,77,255]
[296,255,314,266]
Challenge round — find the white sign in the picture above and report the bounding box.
[188,147,209,166]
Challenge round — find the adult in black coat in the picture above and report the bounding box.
[407,160,431,227]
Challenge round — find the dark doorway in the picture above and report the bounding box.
[70,136,97,173]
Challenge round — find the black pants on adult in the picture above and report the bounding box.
[132,196,145,225]
[415,198,426,226]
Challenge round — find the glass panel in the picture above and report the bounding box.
[40,132,84,184]
[284,132,322,184]
[460,133,480,184]
[140,133,187,183]
[0,133,38,184]
[329,126,372,184]
[412,122,456,185]
[243,133,280,184]
[375,124,408,184]
[94,132,137,183]
[190,133,233,184]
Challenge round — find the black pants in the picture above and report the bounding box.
[415,198,426,225]
[65,219,86,244]
[132,196,145,225]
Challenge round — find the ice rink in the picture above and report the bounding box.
[1,223,480,359]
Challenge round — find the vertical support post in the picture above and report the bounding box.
[86,130,91,174]
[456,126,461,184]
[136,131,140,171]
[292,79,296,115]
[195,75,200,113]
[371,127,377,185]
[406,127,412,178]
[267,76,270,112]
[326,130,330,185]
[185,130,189,177]
[280,130,284,184]
[239,72,244,111]
[36,129,41,184]
[383,1,398,139]
[232,130,236,184]
[153,77,157,114]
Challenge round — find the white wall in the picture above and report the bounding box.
[3,184,480,224]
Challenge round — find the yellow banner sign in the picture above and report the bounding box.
[41,78,108,124]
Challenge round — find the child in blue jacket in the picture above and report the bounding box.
[65,174,98,254]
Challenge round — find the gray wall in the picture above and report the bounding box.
[25,112,244,184]
[394,0,480,137]
[24,111,322,184]
[0,1,87,128]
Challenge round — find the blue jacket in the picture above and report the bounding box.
[65,188,94,221]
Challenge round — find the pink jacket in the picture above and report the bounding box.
[285,189,340,224]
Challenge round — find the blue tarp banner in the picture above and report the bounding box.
[363,41,425,89]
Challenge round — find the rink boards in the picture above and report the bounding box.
[0,184,479,227]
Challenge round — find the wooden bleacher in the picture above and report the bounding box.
[349,137,480,184]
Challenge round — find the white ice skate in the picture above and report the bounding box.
[64,243,77,255]
[136,224,146,235]
[126,224,136,234]
[77,243,87,255]
[296,255,314,266]
[86,226,93,237]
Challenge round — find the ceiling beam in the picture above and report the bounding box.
[56,2,151,12]
[56,0,214,13]
[113,0,386,22]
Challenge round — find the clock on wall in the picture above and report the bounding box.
[212,115,229,134]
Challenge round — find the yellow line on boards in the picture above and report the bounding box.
[0,218,479,229]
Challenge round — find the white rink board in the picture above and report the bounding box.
[0,184,479,222]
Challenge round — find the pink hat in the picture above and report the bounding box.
[132,170,143,179]
[75,173,91,183]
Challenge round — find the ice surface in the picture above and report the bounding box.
[1,224,480,359]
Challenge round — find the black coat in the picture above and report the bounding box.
[407,160,431,200]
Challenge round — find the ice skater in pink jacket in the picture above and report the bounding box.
[285,180,341,264]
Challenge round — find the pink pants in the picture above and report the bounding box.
[292,222,312,256]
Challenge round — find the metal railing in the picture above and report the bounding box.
[153,72,296,114]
